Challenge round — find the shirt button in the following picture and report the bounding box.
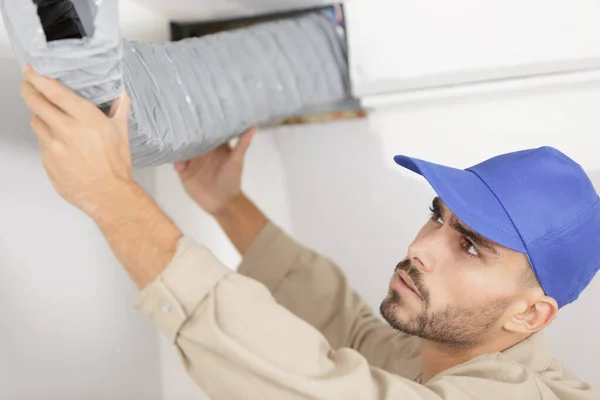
[161,302,172,313]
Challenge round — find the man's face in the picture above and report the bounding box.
[380,197,532,349]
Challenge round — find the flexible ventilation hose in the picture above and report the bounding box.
[1,0,351,167]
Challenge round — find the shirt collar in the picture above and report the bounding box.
[499,331,554,371]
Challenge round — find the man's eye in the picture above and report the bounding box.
[463,239,480,257]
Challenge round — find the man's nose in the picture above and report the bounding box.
[407,230,445,274]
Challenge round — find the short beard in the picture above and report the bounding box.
[380,259,511,351]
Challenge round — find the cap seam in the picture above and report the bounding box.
[556,265,597,307]
[530,196,600,246]
[465,169,547,297]
[529,197,600,307]
[423,164,518,237]
[466,168,530,254]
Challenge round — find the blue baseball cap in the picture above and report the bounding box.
[394,146,600,308]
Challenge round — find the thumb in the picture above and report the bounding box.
[174,161,189,173]
[232,126,258,162]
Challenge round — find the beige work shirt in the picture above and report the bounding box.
[134,222,599,399]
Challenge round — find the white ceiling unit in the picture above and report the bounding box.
[343,0,600,107]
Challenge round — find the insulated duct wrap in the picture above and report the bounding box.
[1,0,351,167]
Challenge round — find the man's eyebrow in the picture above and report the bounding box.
[434,196,499,255]
[432,196,441,211]
[449,215,498,255]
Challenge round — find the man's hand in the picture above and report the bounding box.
[20,65,134,218]
[174,127,257,216]
[20,64,182,289]
[175,126,267,255]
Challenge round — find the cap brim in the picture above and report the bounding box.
[394,155,526,253]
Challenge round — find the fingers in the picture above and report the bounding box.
[174,126,257,173]
[23,64,94,118]
[232,126,258,162]
[30,115,53,146]
[21,81,71,133]
[174,161,189,173]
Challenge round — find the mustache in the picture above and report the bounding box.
[394,259,428,300]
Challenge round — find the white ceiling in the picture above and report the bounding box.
[134,0,336,23]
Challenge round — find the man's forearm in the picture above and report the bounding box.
[91,181,183,289]
[213,194,268,255]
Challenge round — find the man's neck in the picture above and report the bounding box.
[419,339,506,383]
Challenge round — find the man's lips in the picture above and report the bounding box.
[397,270,424,299]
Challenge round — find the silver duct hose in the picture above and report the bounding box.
[1,0,351,167]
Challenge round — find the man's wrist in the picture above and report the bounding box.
[87,179,148,226]
[211,193,268,255]
[212,194,246,221]
[88,178,184,289]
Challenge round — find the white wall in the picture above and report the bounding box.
[0,59,163,399]
[0,2,171,398]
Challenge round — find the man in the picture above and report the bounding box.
[20,65,599,399]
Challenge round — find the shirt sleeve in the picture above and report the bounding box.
[237,222,421,377]
[133,235,443,400]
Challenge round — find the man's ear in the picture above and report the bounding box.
[503,295,558,334]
